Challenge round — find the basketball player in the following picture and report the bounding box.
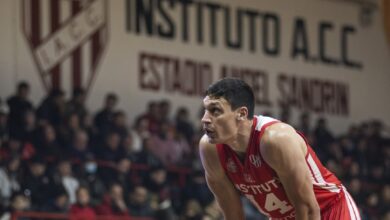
[199,78,360,220]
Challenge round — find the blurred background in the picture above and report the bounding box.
[0,0,389,219]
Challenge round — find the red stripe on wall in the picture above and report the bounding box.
[50,0,61,89]
[31,0,40,48]
[72,1,82,90]
[91,33,101,72]
[90,28,101,92]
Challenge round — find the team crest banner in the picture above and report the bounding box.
[21,0,108,93]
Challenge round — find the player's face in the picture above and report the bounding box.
[202,96,239,144]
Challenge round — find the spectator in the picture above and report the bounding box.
[95,132,125,187]
[175,107,195,144]
[314,117,334,150]
[136,101,160,134]
[96,131,125,162]
[134,137,163,168]
[150,122,190,166]
[69,129,93,162]
[180,199,203,220]
[353,138,369,176]
[21,156,52,211]
[380,185,390,219]
[347,124,360,145]
[6,81,33,138]
[134,117,152,139]
[121,133,138,158]
[114,158,133,192]
[110,111,128,140]
[344,161,362,182]
[42,185,69,213]
[35,124,63,162]
[364,192,381,219]
[202,200,223,220]
[0,157,21,206]
[348,178,365,205]
[0,137,35,161]
[11,192,31,218]
[368,165,386,192]
[181,170,213,208]
[36,89,66,128]
[159,100,172,124]
[95,183,130,217]
[0,192,31,220]
[52,159,80,204]
[80,112,97,146]
[65,88,88,123]
[19,109,38,144]
[69,186,96,220]
[129,117,152,153]
[58,112,81,147]
[0,106,8,144]
[127,185,154,217]
[100,157,133,191]
[94,93,118,135]
[120,124,149,162]
[76,158,105,206]
[144,166,172,212]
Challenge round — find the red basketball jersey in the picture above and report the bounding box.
[216,116,343,220]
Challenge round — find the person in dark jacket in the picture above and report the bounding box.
[36,89,66,128]
[94,93,118,136]
[21,156,53,211]
[6,81,33,138]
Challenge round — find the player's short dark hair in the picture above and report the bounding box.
[206,77,255,119]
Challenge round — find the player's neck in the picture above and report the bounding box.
[226,119,253,153]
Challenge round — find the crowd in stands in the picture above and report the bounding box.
[0,81,388,220]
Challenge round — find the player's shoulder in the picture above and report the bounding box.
[260,121,307,162]
[261,121,296,144]
[199,134,217,155]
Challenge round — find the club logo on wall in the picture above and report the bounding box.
[21,0,108,94]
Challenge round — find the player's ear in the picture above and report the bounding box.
[237,107,248,120]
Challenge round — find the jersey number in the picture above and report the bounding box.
[264,193,293,214]
[247,193,293,215]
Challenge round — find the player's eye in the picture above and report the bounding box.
[210,108,221,115]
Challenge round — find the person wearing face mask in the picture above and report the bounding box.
[77,158,105,206]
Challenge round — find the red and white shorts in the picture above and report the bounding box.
[321,187,361,220]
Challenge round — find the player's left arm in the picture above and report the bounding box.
[260,123,320,220]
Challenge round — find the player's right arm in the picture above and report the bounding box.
[199,134,245,220]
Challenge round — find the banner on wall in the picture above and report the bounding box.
[21,0,108,92]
